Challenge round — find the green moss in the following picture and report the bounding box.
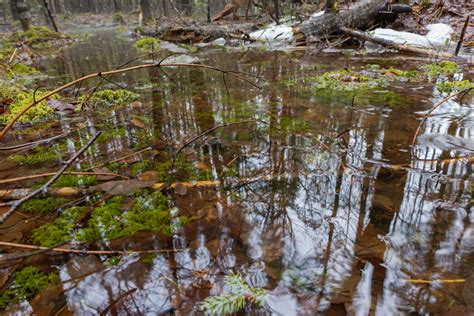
[0,267,58,310]
[20,196,70,215]
[0,85,55,123]
[32,206,86,247]
[80,89,139,108]
[307,65,420,92]
[421,61,459,78]
[11,26,66,46]
[130,160,151,176]
[51,175,97,188]
[76,192,176,243]
[155,155,195,182]
[6,63,38,79]
[7,146,61,164]
[133,37,160,51]
[436,80,473,94]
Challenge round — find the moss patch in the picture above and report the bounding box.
[7,146,62,164]
[421,61,459,78]
[32,206,86,247]
[19,196,70,215]
[133,37,160,51]
[0,85,55,123]
[436,80,473,94]
[76,192,182,243]
[80,89,139,108]
[10,26,66,46]
[50,175,98,188]
[0,267,58,310]
[307,65,419,92]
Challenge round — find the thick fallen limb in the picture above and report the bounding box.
[294,0,386,45]
[0,133,101,223]
[0,63,262,141]
[341,27,453,59]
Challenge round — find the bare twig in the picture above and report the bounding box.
[0,171,128,185]
[454,14,470,56]
[0,132,101,223]
[0,131,70,152]
[0,241,185,256]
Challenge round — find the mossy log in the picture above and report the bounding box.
[293,0,387,45]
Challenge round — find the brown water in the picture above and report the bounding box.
[0,29,473,315]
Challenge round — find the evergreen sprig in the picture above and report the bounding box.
[200,272,268,315]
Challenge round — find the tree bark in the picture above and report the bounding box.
[140,0,153,22]
[293,0,386,45]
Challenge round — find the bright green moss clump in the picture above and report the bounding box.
[6,63,38,79]
[77,192,182,243]
[51,175,98,188]
[11,26,65,46]
[307,65,419,92]
[133,37,160,51]
[0,85,55,123]
[80,89,139,108]
[20,196,69,214]
[436,80,473,94]
[421,61,459,78]
[32,206,86,247]
[7,146,61,164]
[0,267,58,310]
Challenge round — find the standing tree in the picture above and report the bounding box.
[11,0,31,31]
[140,0,153,22]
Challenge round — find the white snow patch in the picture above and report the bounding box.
[369,23,453,50]
[249,23,293,42]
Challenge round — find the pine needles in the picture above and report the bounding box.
[200,273,268,315]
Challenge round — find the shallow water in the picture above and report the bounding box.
[0,29,473,315]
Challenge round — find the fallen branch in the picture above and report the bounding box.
[341,27,454,59]
[0,63,262,141]
[0,241,184,256]
[0,171,128,185]
[0,132,101,223]
[0,131,70,152]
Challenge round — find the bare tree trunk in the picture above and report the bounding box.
[140,0,153,21]
[12,0,31,31]
[41,0,60,32]
[273,0,279,23]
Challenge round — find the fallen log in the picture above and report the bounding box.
[341,27,454,59]
[293,0,392,45]
[141,22,258,43]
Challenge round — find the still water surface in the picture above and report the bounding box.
[0,29,473,315]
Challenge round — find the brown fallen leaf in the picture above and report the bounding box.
[132,118,145,129]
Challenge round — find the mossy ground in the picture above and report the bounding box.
[19,196,71,215]
[10,26,67,47]
[79,89,139,108]
[0,267,58,310]
[133,37,160,51]
[0,85,55,123]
